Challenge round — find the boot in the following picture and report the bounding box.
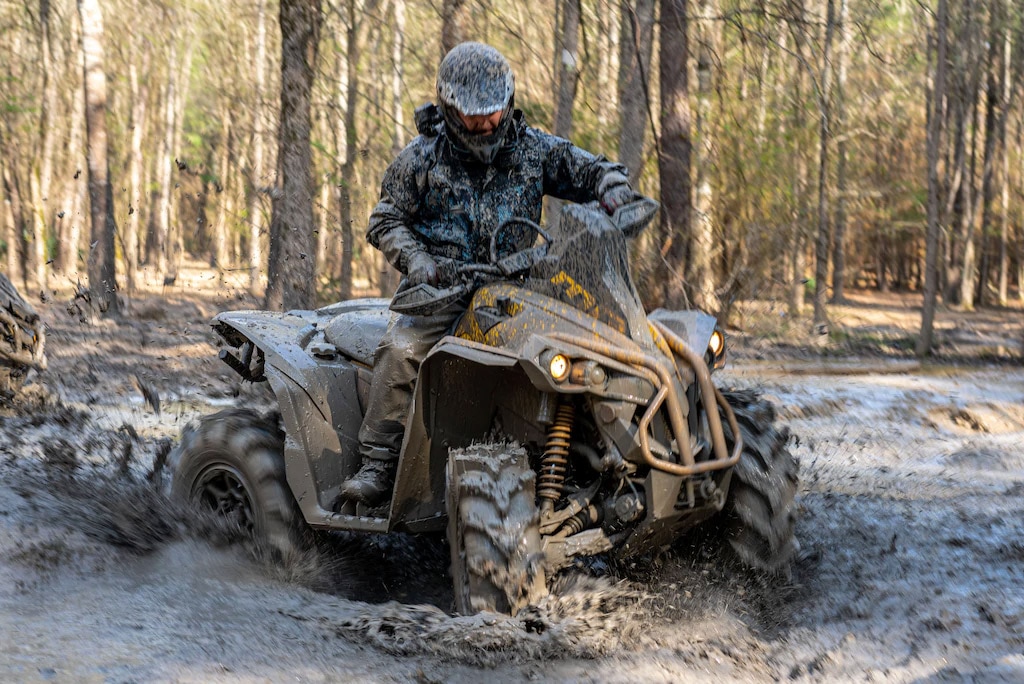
[340,459,395,506]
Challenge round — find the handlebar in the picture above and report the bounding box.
[389,197,658,316]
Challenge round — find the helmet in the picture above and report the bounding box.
[436,42,515,164]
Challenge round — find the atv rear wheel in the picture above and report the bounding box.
[720,389,799,573]
[446,443,547,615]
[168,408,308,560]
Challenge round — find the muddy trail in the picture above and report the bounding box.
[1,289,1023,682]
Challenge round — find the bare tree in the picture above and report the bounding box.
[658,0,692,309]
[213,98,233,282]
[29,0,59,292]
[812,0,837,337]
[553,0,581,140]
[441,0,468,55]
[618,0,655,186]
[56,12,85,279]
[976,0,1006,307]
[830,0,851,305]
[249,0,270,296]
[786,2,810,318]
[125,50,148,293]
[996,0,1016,305]
[77,0,117,314]
[918,0,949,357]
[265,0,322,311]
[690,0,721,313]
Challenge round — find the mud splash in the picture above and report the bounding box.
[286,573,649,667]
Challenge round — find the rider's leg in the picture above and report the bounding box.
[341,308,462,505]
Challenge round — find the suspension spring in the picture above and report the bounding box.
[538,402,574,514]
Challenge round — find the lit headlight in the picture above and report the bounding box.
[548,354,571,382]
[708,330,724,356]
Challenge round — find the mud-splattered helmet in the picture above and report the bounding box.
[436,42,515,164]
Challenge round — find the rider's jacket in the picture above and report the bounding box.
[367,108,628,277]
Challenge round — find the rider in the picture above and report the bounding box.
[341,41,637,505]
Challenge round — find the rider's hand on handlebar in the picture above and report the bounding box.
[434,256,463,285]
[600,182,636,215]
[406,251,440,286]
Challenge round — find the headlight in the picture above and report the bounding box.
[548,353,571,382]
[708,330,724,356]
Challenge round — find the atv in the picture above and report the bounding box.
[168,197,798,615]
[0,273,46,397]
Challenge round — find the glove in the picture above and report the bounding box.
[597,171,636,215]
[600,182,635,215]
[406,251,439,286]
[434,256,461,285]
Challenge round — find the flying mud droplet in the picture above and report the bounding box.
[133,374,161,415]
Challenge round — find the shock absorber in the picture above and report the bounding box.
[538,401,574,515]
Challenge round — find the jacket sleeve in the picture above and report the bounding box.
[538,131,631,204]
[365,141,431,274]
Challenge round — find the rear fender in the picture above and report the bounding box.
[214,310,353,425]
[213,310,366,527]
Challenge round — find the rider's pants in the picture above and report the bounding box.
[357,306,465,463]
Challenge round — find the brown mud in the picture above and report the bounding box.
[1,268,1022,681]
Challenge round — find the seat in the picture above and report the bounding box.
[321,299,391,367]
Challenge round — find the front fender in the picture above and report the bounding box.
[648,309,719,357]
[389,337,520,530]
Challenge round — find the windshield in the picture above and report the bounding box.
[526,202,654,346]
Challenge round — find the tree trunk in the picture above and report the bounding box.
[1,160,17,277]
[126,55,147,292]
[546,0,581,227]
[996,4,1013,305]
[77,0,117,315]
[169,45,194,281]
[379,0,405,296]
[787,2,809,317]
[690,0,720,313]
[954,1,983,309]
[617,0,655,186]
[812,0,837,337]
[830,0,851,305]
[265,0,321,311]
[596,0,619,130]
[214,98,232,282]
[156,44,177,278]
[336,0,365,302]
[658,0,692,309]
[440,0,468,56]
[944,81,969,304]
[975,0,1003,308]
[249,0,269,296]
[553,0,580,140]
[58,32,86,279]
[30,0,58,292]
[918,0,948,358]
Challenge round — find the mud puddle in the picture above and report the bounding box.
[2,364,1024,681]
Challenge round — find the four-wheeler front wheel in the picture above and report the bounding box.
[447,443,548,615]
[167,408,309,561]
[719,389,800,573]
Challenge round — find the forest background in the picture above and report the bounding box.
[1,0,1021,357]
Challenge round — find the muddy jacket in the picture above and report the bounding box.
[367,108,628,275]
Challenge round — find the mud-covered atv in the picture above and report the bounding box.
[168,198,797,615]
[0,273,46,397]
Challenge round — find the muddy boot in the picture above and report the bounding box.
[340,459,395,506]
